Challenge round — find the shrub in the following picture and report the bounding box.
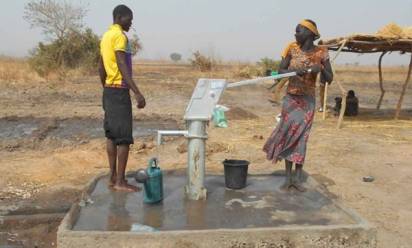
[29,28,100,77]
[257,57,280,76]
[189,51,214,72]
[234,65,260,79]
[24,0,143,79]
[170,53,182,62]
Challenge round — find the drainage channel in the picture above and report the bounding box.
[0,116,179,150]
[1,211,66,248]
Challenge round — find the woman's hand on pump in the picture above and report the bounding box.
[309,64,321,74]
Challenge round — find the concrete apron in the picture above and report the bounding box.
[57,171,377,248]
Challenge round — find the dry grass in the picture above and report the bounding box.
[0,56,43,84]
[231,64,260,79]
[189,51,214,72]
[0,56,409,90]
[0,56,102,84]
[377,23,412,39]
[403,27,412,39]
[334,64,409,84]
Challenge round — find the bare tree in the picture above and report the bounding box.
[24,0,88,40]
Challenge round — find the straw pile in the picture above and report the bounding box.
[403,27,412,39]
[377,23,412,39]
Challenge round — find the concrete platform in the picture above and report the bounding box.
[57,171,376,248]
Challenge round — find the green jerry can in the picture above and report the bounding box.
[143,158,163,204]
[271,70,279,76]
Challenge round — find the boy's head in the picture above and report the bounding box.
[348,90,355,98]
[113,5,133,32]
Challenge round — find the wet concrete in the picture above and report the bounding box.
[0,117,178,141]
[72,173,356,232]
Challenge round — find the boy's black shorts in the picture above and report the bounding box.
[103,87,134,145]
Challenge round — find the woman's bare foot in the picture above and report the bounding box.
[280,181,293,191]
[113,180,141,192]
[292,183,306,192]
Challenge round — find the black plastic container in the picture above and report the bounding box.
[223,159,250,189]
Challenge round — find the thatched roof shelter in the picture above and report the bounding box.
[319,24,412,120]
[320,34,412,54]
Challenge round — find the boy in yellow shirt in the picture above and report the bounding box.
[99,5,146,192]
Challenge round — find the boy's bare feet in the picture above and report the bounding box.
[113,180,141,192]
[108,173,117,188]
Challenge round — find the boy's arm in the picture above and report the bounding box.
[115,51,146,109]
[98,56,107,87]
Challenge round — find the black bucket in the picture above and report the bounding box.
[223,159,249,189]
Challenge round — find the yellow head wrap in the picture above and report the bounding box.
[299,20,320,39]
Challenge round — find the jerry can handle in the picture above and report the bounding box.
[149,157,158,168]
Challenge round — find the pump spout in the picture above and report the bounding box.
[157,130,188,145]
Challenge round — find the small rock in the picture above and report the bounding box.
[22,192,31,199]
[146,142,155,149]
[5,141,20,152]
[164,136,175,142]
[362,176,375,182]
[253,135,264,140]
[177,142,187,153]
[206,142,228,154]
[135,141,146,150]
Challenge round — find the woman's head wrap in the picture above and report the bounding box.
[300,20,320,39]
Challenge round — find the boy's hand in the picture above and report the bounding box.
[135,93,146,109]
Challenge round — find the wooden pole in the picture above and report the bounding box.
[330,40,348,129]
[394,53,412,119]
[377,52,387,110]
[336,82,347,129]
[322,83,328,120]
[268,78,288,103]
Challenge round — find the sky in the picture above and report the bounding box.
[1,0,411,65]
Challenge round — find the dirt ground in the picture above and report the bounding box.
[0,61,411,247]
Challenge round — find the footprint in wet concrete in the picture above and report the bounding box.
[311,174,336,187]
[225,196,273,210]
